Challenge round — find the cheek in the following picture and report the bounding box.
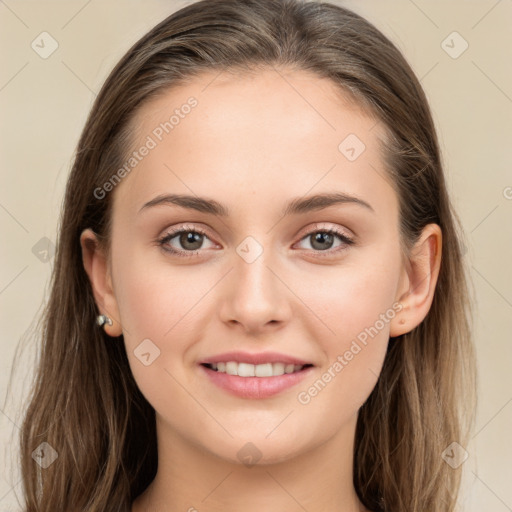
[112,244,210,342]
[111,251,198,423]
[111,247,216,397]
[293,247,400,407]
[297,247,401,343]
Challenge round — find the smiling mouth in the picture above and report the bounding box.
[201,362,313,377]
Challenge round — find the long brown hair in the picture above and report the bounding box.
[14,0,477,510]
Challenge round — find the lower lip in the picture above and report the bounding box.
[199,364,314,399]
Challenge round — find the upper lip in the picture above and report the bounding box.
[199,351,313,366]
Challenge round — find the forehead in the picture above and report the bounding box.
[130,66,381,150]
[112,67,396,221]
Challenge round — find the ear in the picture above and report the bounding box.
[80,228,123,337]
[390,223,442,337]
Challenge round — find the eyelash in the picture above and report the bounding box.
[157,224,355,259]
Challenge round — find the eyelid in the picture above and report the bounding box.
[159,222,215,239]
[162,223,212,239]
[295,222,354,242]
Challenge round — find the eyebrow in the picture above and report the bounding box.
[138,192,374,216]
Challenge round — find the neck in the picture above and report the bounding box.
[133,413,369,512]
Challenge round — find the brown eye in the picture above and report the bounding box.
[309,232,336,251]
[296,228,354,255]
[177,231,204,251]
[158,227,216,257]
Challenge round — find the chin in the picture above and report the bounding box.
[202,432,313,467]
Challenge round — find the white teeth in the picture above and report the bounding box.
[238,362,255,377]
[209,361,306,377]
[273,362,285,376]
[225,361,238,375]
[284,364,295,374]
[255,363,273,377]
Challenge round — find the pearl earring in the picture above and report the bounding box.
[96,314,113,327]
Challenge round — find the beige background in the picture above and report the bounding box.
[1,1,511,510]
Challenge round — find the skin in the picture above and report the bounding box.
[81,67,442,512]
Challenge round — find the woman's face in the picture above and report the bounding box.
[105,68,409,464]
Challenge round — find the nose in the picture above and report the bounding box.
[218,245,292,336]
